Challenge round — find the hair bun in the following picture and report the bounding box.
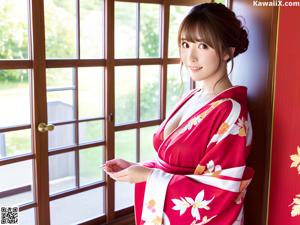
[235,28,249,56]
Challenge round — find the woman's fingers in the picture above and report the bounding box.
[106,165,149,183]
[102,162,122,172]
[104,159,119,166]
[104,159,132,171]
[105,160,123,168]
[109,164,122,172]
[110,167,128,177]
[103,166,113,173]
[106,167,129,179]
[107,159,132,167]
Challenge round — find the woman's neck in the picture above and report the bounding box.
[200,76,233,95]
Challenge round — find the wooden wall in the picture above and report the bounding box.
[230,1,277,224]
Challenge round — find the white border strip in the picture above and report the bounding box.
[203,166,246,179]
[186,174,241,192]
[141,169,173,224]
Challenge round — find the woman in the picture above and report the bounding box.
[104,3,254,225]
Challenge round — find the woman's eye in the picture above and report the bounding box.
[181,42,189,48]
[198,43,208,49]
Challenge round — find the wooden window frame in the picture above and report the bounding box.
[0,0,224,224]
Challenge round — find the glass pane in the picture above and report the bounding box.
[140,3,160,58]
[48,124,75,150]
[0,160,34,206]
[49,152,76,195]
[115,66,137,124]
[19,208,36,225]
[80,0,104,58]
[115,182,134,210]
[0,0,29,59]
[0,129,31,159]
[115,129,136,163]
[140,126,159,162]
[215,0,226,4]
[168,6,191,58]
[115,2,137,58]
[114,129,136,210]
[47,90,75,123]
[167,64,190,116]
[50,187,104,225]
[79,147,104,186]
[0,70,30,127]
[79,120,104,144]
[45,0,76,58]
[78,67,104,119]
[140,65,160,121]
[46,68,74,89]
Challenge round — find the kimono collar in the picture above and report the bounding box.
[210,86,248,106]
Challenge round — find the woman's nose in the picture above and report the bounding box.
[188,48,198,62]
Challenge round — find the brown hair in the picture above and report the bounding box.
[177,3,249,90]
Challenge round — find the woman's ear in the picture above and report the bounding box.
[223,47,235,61]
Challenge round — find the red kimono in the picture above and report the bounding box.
[134,86,254,225]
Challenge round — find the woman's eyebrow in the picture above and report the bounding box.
[180,38,205,42]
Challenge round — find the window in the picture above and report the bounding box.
[0,0,227,224]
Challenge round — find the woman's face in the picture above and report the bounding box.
[180,34,224,83]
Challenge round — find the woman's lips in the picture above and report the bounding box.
[189,66,203,72]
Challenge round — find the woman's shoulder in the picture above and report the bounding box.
[207,98,250,127]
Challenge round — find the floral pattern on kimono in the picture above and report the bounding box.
[135,86,254,225]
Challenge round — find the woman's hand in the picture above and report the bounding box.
[105,164,153,184]
[103,159,136,173]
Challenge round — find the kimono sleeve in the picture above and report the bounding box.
[139,99,254,225]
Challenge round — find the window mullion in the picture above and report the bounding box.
[75,0,80,191]
[30,0,51,224]
[161,1,170,120]
[74,67,80,188]
[137,65,141,162]
[76,0,80,59]
[137,2,140,58]
[104,0,116,223]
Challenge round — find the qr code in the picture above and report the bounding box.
[1,207,19,225]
